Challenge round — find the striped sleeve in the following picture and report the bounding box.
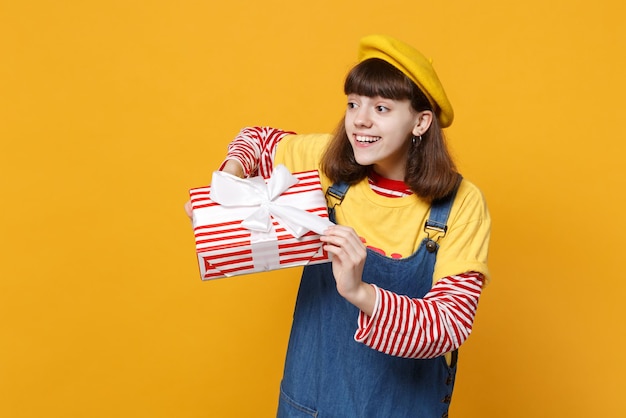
[354,272,485,359]
[218,126,296,179]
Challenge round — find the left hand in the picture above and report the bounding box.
[320,225,375,315]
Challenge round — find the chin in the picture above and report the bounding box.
[353,155,373,167]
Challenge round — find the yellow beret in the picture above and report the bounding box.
[358,34,454,128]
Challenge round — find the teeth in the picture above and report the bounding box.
[356,135,381,143]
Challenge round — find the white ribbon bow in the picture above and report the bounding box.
[210,165,333,238]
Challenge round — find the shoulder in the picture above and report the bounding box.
[274,133,333,173]
[434,178,492,282]
[453,178,489,218]
[277,132,333,154]
[443,177,491,239]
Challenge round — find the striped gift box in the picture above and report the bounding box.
[189,170,331,280]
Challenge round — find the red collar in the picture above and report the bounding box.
[368,170,412,194]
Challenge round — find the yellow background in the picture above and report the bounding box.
[2,0,625,417]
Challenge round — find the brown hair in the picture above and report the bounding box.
[320,58,459,202]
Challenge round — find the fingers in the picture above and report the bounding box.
[184,200,193,218]
[321,226,369,307]
[320,225,366,261]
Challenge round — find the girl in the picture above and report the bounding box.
[190,34,491,417]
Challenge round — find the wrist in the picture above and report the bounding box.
[342,283,376,316]
[220,159,245,178]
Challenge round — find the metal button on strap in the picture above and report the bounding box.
[426,240,438,253]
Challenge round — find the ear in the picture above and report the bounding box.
[412,111,433,136]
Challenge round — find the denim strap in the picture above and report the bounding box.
[424,174,463,237]
[326,181,350,223]
[326,181,350,202]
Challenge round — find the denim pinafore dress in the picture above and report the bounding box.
[277,181,460,418]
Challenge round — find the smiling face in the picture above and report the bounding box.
[341,58,434,181]
[345,94,430,180]
[320,58,454,201]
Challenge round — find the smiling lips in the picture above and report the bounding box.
[355,135,381,144]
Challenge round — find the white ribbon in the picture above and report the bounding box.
[210,164,334,238]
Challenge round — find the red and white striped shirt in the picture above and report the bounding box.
[221,126,485,359]
[356,273,484,358]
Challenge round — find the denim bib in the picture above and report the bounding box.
[278,180,460,418]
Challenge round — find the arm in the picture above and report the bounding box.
[354,272,485,359]
[185,126,294,217]
[320,226,485,359]
[219,126,296,178]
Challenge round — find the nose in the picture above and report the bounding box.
[353,107,372,128]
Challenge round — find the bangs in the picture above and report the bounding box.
[344,58,414,100]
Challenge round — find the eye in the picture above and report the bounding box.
[347,102,358,110]
[376,105,389,112]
